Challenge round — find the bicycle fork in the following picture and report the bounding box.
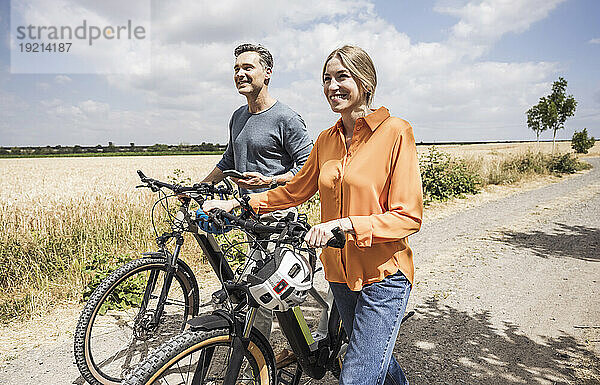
[138,235,184,330]
[223,307,259,385]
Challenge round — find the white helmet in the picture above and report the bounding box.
[245,246,313,311]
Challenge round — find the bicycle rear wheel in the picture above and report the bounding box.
[124,328,275,385]
[74,257,199,385]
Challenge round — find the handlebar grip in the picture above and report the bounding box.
[326,227,346,249]
[137,170,147,180]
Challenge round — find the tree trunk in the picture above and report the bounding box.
[552,129,557,153]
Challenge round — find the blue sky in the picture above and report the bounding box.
[0,0,599,146]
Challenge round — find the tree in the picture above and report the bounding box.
[148,143,169,152]
[526,104,546,145]
[571,128,596,154]
[526,77,577,152]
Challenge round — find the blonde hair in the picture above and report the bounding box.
[322,45,377,108]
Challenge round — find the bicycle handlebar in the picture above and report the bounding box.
[136,170,233,197]
[210,209,346,249]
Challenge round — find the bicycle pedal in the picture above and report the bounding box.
[277,366,301,385]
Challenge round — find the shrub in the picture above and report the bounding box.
[572,128,596,154]
[420,147,481,204]
[549,153,586,174]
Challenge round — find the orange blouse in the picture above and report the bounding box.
[248,107,423,290]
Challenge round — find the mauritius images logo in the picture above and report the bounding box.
[15,20,146,46]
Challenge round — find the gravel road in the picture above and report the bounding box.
[1,158,599,385]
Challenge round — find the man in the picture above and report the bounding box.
[202,43,312,193]
[201,43,313,348]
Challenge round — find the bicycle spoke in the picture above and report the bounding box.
[176,360,186,384]
[83,262,190,384]
[185,351,192,384]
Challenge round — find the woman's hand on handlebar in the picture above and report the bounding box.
[305,218,353,248]
[202,198,239,213]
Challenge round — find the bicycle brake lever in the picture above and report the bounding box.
[326,227,346,249]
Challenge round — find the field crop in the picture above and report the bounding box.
[0,155,220,322]
[0,142,596,322]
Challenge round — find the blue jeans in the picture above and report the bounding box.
[330,271,411,385]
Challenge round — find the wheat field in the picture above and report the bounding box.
[0,142,597,322]
[0,155,221,321]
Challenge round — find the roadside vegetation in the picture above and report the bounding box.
[0,147,593,323]
[571,128,596,154]
[0,142,225,158]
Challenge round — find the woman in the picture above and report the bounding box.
[203,45,423,385]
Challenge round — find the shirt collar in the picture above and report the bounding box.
[364,106,390,131]
[334,106,390,133]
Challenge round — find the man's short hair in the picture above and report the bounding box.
[234,43,274,70]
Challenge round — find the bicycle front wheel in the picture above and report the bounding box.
[74,257,199,385]
[124,328,275,385]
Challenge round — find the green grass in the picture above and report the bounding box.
[0,151,224,158]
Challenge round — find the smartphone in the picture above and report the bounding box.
[223,170,250,179]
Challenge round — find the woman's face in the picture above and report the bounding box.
[323,56,364,114]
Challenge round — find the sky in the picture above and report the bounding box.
[0,0,599,146]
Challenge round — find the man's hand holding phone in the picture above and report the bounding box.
[223,170,274,190]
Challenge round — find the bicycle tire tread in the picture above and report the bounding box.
[73,257,177,385]
[123,328,228,385]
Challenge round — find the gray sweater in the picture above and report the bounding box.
[216,101,313,194]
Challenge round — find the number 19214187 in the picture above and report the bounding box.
[19,42,72,53]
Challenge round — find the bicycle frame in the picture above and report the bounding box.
[186,280,344,385]
[137,198,235,331]
[274,294,344,381]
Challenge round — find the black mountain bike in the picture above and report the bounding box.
[74,171,241,385]
[123,204,351,385]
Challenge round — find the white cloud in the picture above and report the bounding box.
[0,91,29,118]
[40,98,63,108]
[44,99,110,123]
[437,0,566,57]
[2,0,576,144]
[589,38,600,44]
[78,100,110,115]
[152,0,374,44]
[54,75,72,84]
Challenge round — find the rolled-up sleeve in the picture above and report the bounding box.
[349,126,423,248]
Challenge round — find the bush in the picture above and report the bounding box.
[420,147,481,204]
[572,128,596,154]
[549,153,584,174]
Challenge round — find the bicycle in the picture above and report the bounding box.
[74,171,242,385]
[122,204,351,385]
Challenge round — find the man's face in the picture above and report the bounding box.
[234,51,271,96]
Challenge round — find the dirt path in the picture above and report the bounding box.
[1,159,599,385]
[394,157,600,385]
